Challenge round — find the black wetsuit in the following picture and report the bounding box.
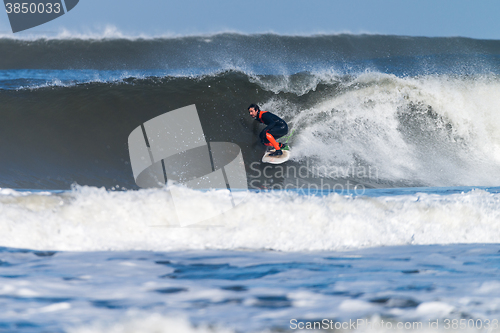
[256,111,288,145]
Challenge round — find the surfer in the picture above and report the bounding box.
[248,104,288,156]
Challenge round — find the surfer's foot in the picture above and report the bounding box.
[269,149,283,157]
[279,143,286,149]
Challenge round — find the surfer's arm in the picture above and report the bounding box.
[259,129,268,143]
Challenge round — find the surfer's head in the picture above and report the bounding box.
[248,104,260,118]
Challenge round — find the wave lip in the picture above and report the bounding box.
[1,33,500,72]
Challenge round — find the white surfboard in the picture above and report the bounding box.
[262,148,291,164]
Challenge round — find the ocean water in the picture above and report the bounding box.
[2,33,500,332]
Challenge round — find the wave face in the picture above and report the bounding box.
[1,34,500,189]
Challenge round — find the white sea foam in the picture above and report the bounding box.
[67,313,235,333]
[272,73,500,186]
[1,186,500,252]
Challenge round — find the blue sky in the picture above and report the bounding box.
[2,0,500,39]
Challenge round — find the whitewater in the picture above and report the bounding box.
[1,186,500,252]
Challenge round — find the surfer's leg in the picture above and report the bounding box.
[266,123,288,150]
[268,123,288,140]
[265,132,281,151]
[260,129,275,147]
